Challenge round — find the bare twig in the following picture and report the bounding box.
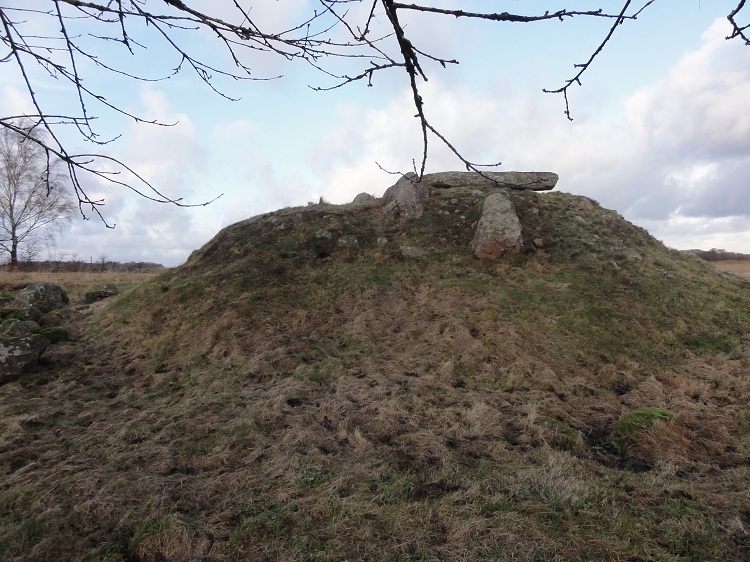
[727,0,750,44]
[542,1,636,120]
[0,0,747,224]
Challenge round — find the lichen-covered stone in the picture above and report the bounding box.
[14,283,69,313]
[41,327,69,344]
[422,171,558,191]
[2,319,42,337]
[0,307,42,323]
[0,319,49,382]
[314,228,336,258]
[41,309,73,327]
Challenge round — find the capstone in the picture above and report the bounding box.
[422,171,558,191]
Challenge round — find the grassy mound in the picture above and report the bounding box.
[2,184,750,561]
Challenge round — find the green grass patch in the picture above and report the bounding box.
[296,470,331,489]
[616,407,674,438]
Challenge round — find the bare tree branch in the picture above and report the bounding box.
[0,0,747,223]
[390,4,633,23]
[728,0,750,44]
[542,1,637,120]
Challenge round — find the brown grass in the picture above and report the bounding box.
[713,259,750,279]
[2,189,750,560]
[0,270,162,304]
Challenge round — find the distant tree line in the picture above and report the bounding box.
[2,254,164,273]
[686,249,750,262]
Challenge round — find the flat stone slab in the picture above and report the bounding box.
[421,171,558,191]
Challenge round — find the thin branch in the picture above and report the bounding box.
[381,0,428,175]
[1,0,748,230]
[543,1,635,120]
[727,0,750,44]
[390,4,633,23]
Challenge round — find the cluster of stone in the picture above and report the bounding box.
[368,170,558,260]
[1,283,68,383]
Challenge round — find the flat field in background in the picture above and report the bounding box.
[713,260,750,279]
[0,269,162,304]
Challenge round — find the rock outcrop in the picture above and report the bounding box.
[471,191,523,259]
[422,171,558,191]
[14,283,69,313]
[382,172,429,219]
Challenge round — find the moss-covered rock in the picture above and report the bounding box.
[41,308,74,327]
[41,327,69,343]
[0,319,49,383]
[14,283,69,313]
[0,307,42,323]
[84,284,119,304]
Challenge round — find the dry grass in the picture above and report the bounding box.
[714,259,750,279]
[2,189,750,561]
[0,270,162,304]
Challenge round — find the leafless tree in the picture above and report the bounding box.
[69,251,81,272]
[0,120,75,267]
[48,250,67,272]
[0,1,747,216]
[20,238,43,263]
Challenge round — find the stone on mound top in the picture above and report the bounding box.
[382,172,429,219]
[471,192,523,259]
[422,171,558,191]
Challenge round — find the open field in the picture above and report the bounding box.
[0,270,162,304]
[713,259,750,279]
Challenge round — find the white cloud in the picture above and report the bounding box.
[31,14,750,265]
[0,85,34,116]
[312,18,750,252]
[52,88,213,265]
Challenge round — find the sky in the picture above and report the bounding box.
[1,1,750,266]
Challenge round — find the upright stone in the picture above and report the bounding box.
[382,173,429,219]
[471,192,523,259]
